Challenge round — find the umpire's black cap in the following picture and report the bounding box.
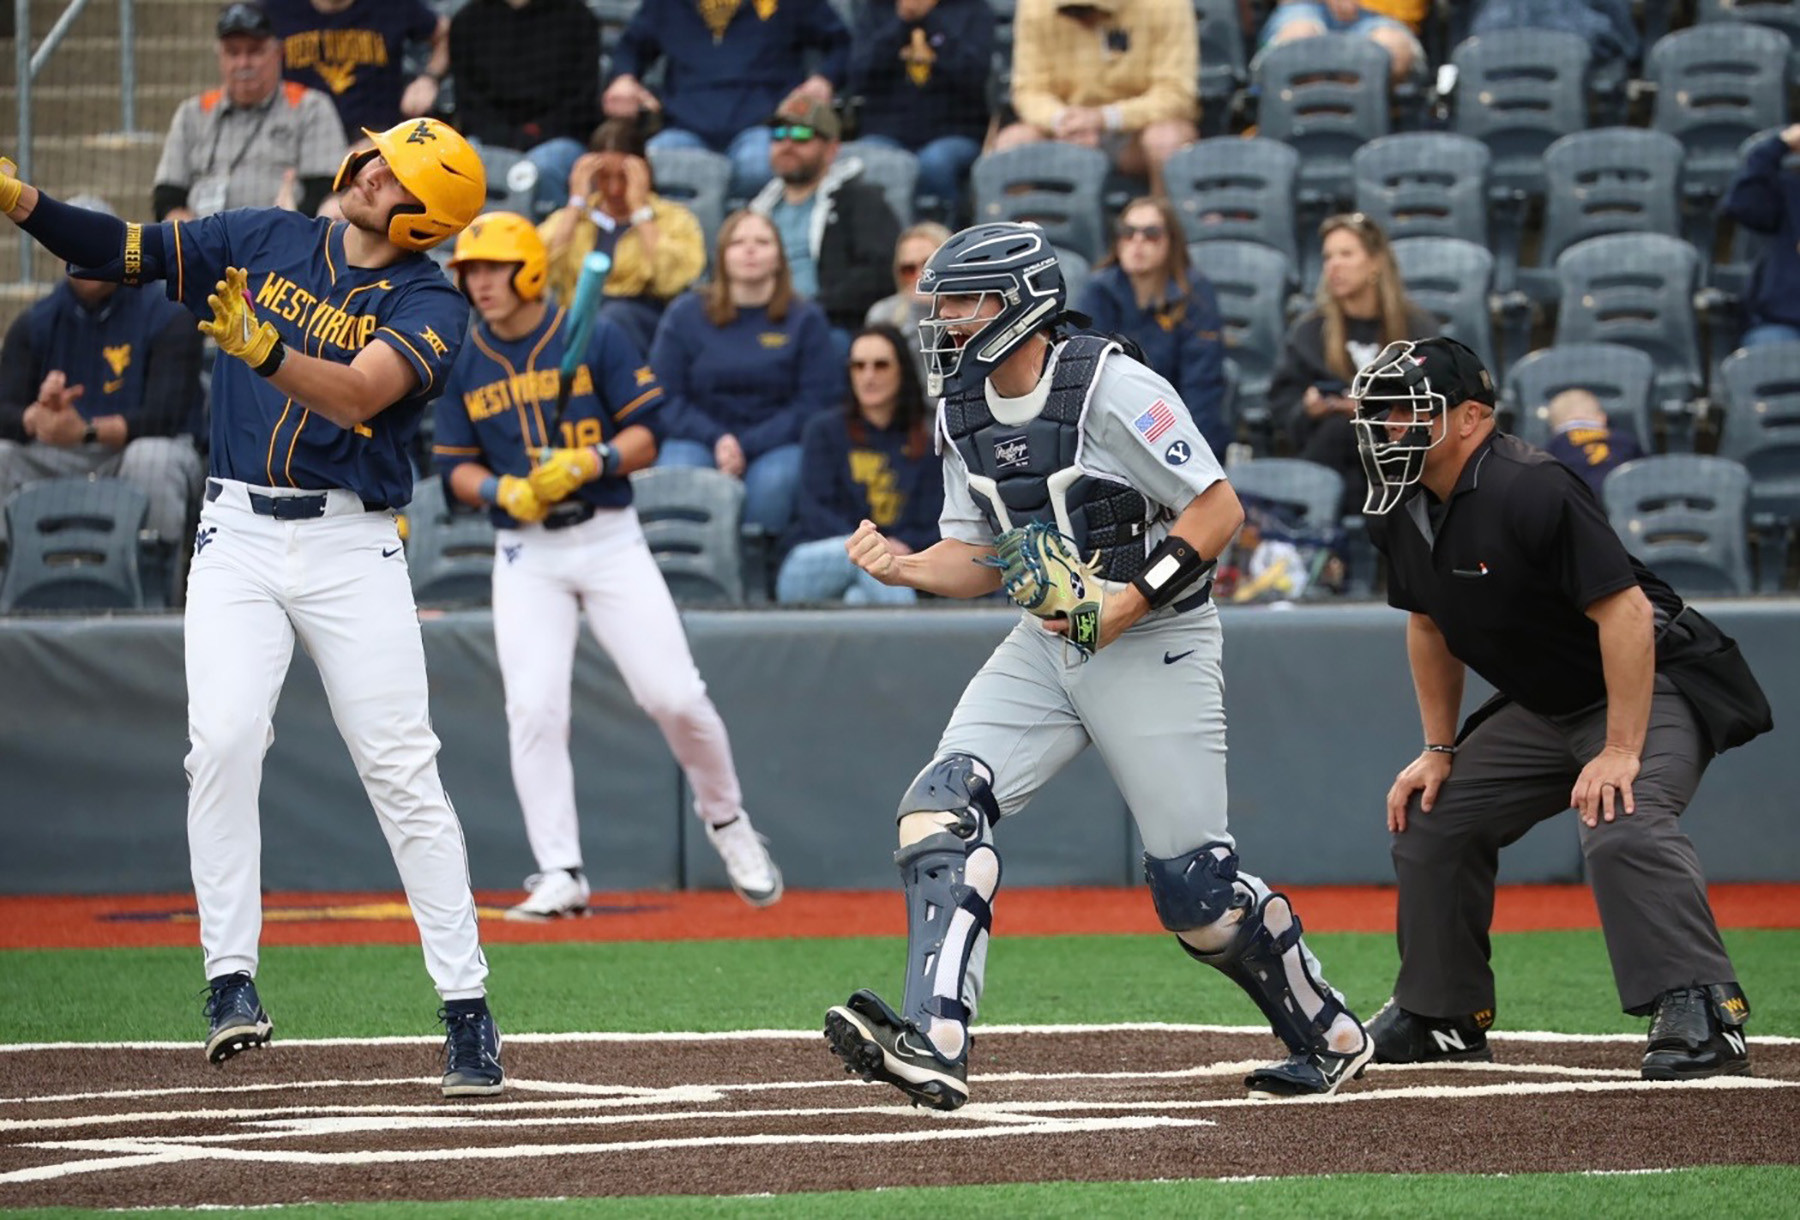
[1408,336,1497,409]
[217,1,274,39]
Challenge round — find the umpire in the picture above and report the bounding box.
[1349,336,1772,1081]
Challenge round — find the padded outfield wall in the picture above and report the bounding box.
[0,602,1792,894]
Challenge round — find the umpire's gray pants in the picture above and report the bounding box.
[0,437,202,544]
[1392,676,1736,1018]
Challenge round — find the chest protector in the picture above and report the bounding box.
[942,334,1155,583]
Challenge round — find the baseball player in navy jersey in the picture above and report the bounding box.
[433,212,783,917]
[0,118,506,1098]
[823,222,1373,1109]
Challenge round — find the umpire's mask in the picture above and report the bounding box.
[1350,337,1496,515]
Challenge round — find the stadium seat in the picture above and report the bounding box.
[1189,239,1295,448]
[841,140,919,227]
[475,144,538,219]
[629,466,747,605]
[1553,233,1705,441]
[1604,455,1754,596]
[1504,343,1657,453]
[1716,341,1800,585]
[0,477,149,612]
[1224,457,1344,532]
[406,475,496,608]
[1055,245,1091,311]
[647,146,732,260]
[1697,0,1800,82]
[1194,0,1248,137]
[971,143,1109,261]
[1353,132,1491,246]
[1390,237,1499,379]
[1519,129,1685,307]
[1162,137,1301,267]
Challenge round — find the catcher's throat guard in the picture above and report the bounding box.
[980,521,1105,656]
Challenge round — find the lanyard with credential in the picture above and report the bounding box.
[202,100,275,179]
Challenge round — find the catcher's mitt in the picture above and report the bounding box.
[981,521,1106,655]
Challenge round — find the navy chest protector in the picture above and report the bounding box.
[940,335,1156,583]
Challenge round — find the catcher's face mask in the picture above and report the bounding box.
[915,222,1065,397]
[1350,339,1451,515]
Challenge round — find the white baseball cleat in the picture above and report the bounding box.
[706,816,784,907]
[505,870,590,921]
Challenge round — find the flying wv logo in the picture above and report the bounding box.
[1428,1029,1469,1054]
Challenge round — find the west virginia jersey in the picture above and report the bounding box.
[433,308,666,528]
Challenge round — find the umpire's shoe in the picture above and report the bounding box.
[1245,1030,1376,1099]
[1642,983,1751,1081]
[203,971,273,1065]
[825,989,969,1111]
[1367,999,1495,1064]
[439,1002,505,1098]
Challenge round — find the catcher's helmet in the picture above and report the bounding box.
[1350,336,1497,515]
[916,221,1065,397]
[446,212,548,303]
[334,117,485,252]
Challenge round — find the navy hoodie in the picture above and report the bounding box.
[1077,265,1229,456]
[1720,132,1800,333]
[784,406,944,555]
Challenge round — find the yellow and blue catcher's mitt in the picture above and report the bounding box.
[981,521,1106,656]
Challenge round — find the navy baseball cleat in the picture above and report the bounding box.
[203,971,272,1065]
[439,1004,505,1097]
[1366,999,1495,1064]
[825,989,969,1111]
[1244,1031,1375,1099]
[1642,984,1751,1081]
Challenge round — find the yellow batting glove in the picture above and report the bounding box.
[527,444,609,503]
[198,267,285,376]
[0,158,25,214]
[495,474,551,524]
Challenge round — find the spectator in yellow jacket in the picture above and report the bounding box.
[539,119,707,354]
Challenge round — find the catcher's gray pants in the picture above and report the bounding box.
[1391,675,1736,1018]
[0,436,202,545]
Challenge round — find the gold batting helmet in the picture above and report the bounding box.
[446,212,549,303]
[334,117,485,251]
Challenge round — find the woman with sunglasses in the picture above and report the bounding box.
[1078,197,1228,456]
[1269,211,1436,514]
[649,209,841,538]
[776,324,945,604]
[865,221,953,373]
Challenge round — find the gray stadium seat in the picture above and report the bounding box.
[1390,237,1498,379]
[1450,28,1591,208]
[0,477,149,612]
[1504,343,1657,452]
[1353,133,1491,246]
[1194,0,1248,137]
[1054,245,1090,312]
[647,146,732,259]
[841,140,918,227]
[1253,33,1391,213]
[406,475,496,608]
[971,143,1109,261]
[1189,240,1295,445]
[1604,455,1754,596]
[629,466,746,605]
[1698,0,1800,82]
[1162,136,1300,266]
[1553,233,1705,427]
[1224,457,1344,532]
[1716,341,1800,526]
[475,144,539,219]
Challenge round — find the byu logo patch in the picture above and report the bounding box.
[993,434,1031,469]
[1164,440,1191,466]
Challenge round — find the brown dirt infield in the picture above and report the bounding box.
[2,1029,1796,1209]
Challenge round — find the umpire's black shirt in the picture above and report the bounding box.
[1367,433,1685,715]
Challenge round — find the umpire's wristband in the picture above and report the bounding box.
[252,338,286,378]
[1423,744,1457,756]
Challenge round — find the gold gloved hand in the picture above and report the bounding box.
[495,473,551,524]
[0,157,26,214]
[527,445,608,503]
[198,267,285,375]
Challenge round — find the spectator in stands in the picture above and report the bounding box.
[849,0,994,217]
[263,0,447,136]
[1270,212,1437,513]
[1544,388,1643,496]
[154,2,348,221]
[1255,0,1421,83]
[540,119,708,356]
[604,0,852,200]
[749,98,903,344]
[1079,196,1229,456]
[1359,0,1428,32]
[996,0,1199,192]
[448,0,600,220]
[777,324,944,604]
[650,210,841,537]
[1720,125,1800,349]
[865,221,954,375]
[1468,1,1638,74]
[0,198,204,549]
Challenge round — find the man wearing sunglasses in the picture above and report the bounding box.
[748,98,901,341]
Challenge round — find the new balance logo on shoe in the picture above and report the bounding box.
[1429,1028,1469,1054]
[1725,1029,1747,1056]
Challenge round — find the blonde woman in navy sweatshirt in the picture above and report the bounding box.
[649,209,841,536]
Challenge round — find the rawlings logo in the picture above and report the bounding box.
[993,435,1030,469]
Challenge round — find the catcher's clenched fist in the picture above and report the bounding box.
[847,519,906,584]
[983,521,1108,656]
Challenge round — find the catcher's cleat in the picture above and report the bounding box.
[1367,999,1494,1064]
[1245,1031,1375,1099]
[505,869,590,921]
[1642,985,1751,1081]
[203,971,272,1065]
[706,816,784,907]
[440,1005,505,1098]
[825,988,969,1111]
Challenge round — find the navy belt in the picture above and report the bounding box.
[540,501,597,531]
[206,479,387,518]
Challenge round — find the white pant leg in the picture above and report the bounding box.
[183,496,296,980]
[286,509,488,999]
[491,531,586,872]
[574,510,745,826]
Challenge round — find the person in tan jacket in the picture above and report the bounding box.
[539,118,706,354]
[993,0,1198,190]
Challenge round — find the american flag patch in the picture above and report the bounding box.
[1134,398,1176,444]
